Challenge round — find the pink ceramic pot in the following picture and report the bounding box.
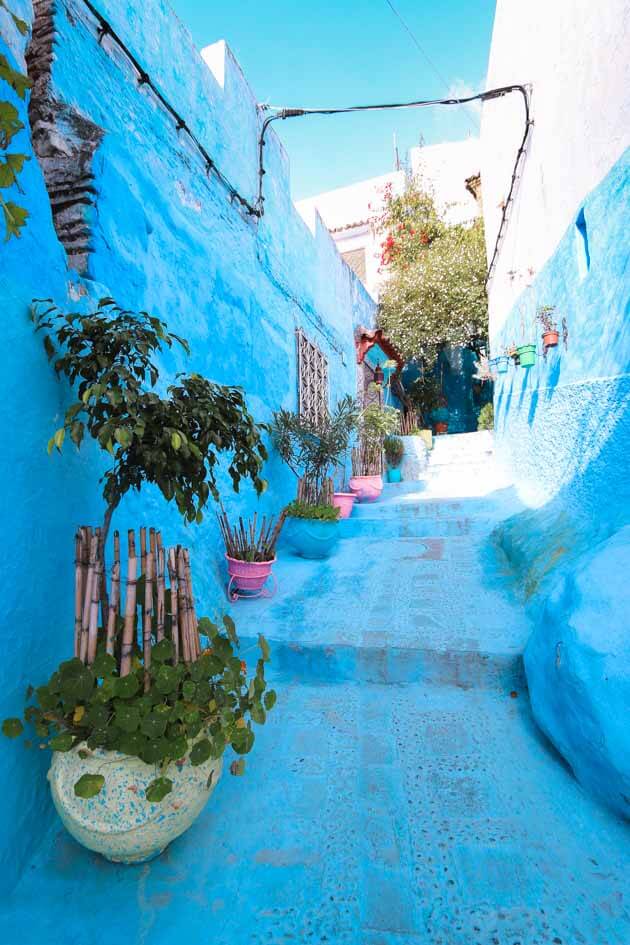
[348,475,383,502]
[226,555,275,593]
[332,492,356,519]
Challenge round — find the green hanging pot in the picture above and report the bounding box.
[517,343,537,368]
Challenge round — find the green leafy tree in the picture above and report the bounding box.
[32,298,269,547]
[0,2,32,239]
[375,179,488,366]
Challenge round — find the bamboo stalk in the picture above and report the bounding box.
[80,534,97,663]
[139,526,147,579]
[120,530,137,677]
[167,548,180,666]
[183,549,199,660]
[176,548,191,664]
[87,554,102,667]
[74,531,83,658]
[105,560,121,656]
[143,550,154,691]
[156,547,166,642]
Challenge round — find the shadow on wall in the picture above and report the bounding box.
[491,382,630,820]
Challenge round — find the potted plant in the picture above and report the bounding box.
[495,349,510,374]
[383,434,404,482]
[477,402,494,431]
[431,397,450,434]
[507,342,520,366]
[537,305,560,349]
[272,395,358,556]
[3,559,275,863]
[217,509,285,600]
[6,298,274,860]
[516,341,537,367]
[281,500,343,559]
[349,401,400,501]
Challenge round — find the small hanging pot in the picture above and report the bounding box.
[542,329,559,348]
[517,343,537,368]
[495,356,510,375]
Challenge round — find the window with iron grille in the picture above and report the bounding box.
[296,329,329,425]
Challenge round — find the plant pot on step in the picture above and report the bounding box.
[434,422,448,435]
[226,554,276,601]
[348,474,383,502]
[542,330,559,348]
[48,743,222,864]
[387,468,402,483]
[332,492,356,519]
[283,517,340,559]
[517,343,537,368]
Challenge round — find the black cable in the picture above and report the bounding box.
[257,85,532,285]
[78,0,261,218]
[75,0,531,285]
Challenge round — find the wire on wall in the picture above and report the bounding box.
[257,85,532,286]
[77,0,261,218]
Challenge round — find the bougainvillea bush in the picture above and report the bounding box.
[374,179,488,366]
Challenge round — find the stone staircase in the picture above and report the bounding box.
[5,433,629,945]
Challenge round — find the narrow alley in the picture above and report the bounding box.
[5,434,628,945]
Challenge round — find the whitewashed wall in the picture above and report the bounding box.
[481,0,630,331]
[408,138,480,226]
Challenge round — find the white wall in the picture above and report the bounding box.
[481,0,630,334]
[296,139,481,301]
[408,138,480,225]
[295,172,404,300]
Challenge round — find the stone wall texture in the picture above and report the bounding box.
[482,0,630,819]
[0,0,375,889]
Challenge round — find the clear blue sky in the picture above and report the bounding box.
[169,0,497,200]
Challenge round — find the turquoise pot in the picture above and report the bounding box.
[387,468,402,483]
[284,517,340,560]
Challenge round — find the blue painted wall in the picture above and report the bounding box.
[490,148,630,818]
[0,0,375,889]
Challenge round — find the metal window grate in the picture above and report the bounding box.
[296,329,329,425]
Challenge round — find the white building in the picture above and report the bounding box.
[295,138,481,301]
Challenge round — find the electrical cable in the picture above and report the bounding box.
[257,85,532,286]
[77,0,261,218]
[71,0,531,285]
[383,0,479,134]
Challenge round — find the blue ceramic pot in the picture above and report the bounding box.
[284,517,340,559]
[387,468,402,483]
[496,356,510,374]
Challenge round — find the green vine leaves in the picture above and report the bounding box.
[3,619,275,801]
[0,2,32,239]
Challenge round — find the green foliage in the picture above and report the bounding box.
[0,3,33,240]
[477,402,494,431]
[360,401,400,443]
[3,623,274,800]
[376,179,488,365]
[406,374,443,426]
[74,773,105,799]
[272,395,358,501]
[2,717,23,738]
[383,435,404,468]
[285,500,340,522]
[32,299,268,524]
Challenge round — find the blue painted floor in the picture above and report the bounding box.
[2,435,629,944]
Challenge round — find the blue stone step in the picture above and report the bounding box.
[240,634,525,690]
